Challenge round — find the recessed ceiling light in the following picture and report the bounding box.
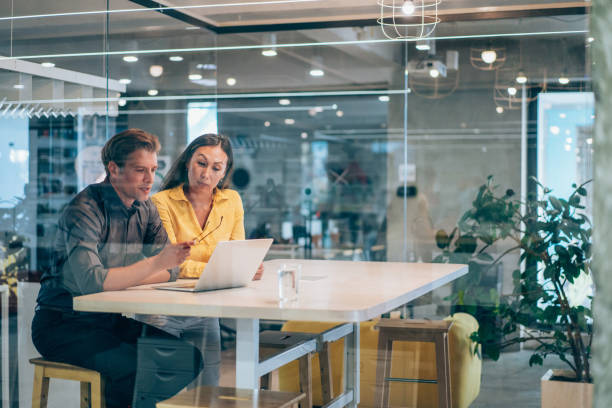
[378,95,390,102]
[586,138,593,145]
[315,106,324,113]
[119,78,132,85]
[429,69,440,78]
[496,106,504,114]
[147,89,158,96]
[189,74,203,80]
[123,55,138,62]
[301,132,308,139]
[550,126,560,135]
[226,77,237,86]
[308,109,317,117]
[559,113,567,119]
[118,99,127,107]
[564,144,571,151]
[515,72,528,84]
[264,121,271,127]
[507,87,517,96]
[278,99,291,106]
[309,69,324,77]
[336,110,344,117]
[149,65,163,77]
[481,50,497,64]
[169,56,183,62]
[587,37,594,43]
[566,137,573,144]
[13,84,24,89]
[262,49,278,57]
[558,76,570,85]
[41,62,55,68]
[196,63,217,70]
[284,118,295,125]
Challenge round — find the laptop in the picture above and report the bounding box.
[154,238,273,292]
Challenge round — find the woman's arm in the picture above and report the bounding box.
[230,191,246,240]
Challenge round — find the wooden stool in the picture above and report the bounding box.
[30,358,105,408]
[259,331,335,407]
[156,385,305,408]
[374,319,453,408]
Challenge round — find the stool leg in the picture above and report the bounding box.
[374,330,393,408]
[298,354,313,408]
[32,366,49,408]
[90,375,104,408]
[80,382,91,408]
[434,332,452,408]
[319,343,333,404]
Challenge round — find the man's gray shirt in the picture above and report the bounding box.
[37,181,177,311]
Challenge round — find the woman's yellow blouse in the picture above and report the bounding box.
[152,184,245,278]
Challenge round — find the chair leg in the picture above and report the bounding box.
[90,374,104,408]
[298,354,313,408]
[32,366,49,408]
[80,382,91,408]
[434,332,452,408]
[374,331,393,408]
[319,342,334,404]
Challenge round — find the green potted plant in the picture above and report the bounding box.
[434,176,593,408]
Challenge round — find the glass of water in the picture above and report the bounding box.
[277,263,301,302]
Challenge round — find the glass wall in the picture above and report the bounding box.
[0,1,594,407]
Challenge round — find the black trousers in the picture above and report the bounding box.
[31,308,201,408]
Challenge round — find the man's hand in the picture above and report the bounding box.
[252,263,264,280]
[155,242,192,271]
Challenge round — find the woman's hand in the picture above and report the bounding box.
[252,263,264,280]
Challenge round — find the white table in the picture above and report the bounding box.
[74,259,467,408]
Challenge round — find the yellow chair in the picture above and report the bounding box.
[278,313,481,408]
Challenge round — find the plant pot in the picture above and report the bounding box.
[541,369,593,408]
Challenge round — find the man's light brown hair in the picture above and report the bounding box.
[101,128,161,176]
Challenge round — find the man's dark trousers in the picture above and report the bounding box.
[32,308,201,408]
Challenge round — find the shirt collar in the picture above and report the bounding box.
[168,183,230,203]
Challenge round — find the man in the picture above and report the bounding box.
[32,129,199,407]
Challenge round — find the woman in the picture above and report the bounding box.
[146,133,261,386]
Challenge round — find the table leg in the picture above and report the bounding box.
[344,322,359,407]
[235,318,259,389]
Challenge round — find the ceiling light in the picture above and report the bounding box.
[560,113,567,119]
[415,40,430,51]
[196,63,216,70]
[550,126,560,135]
[13,84,24,89]
[301,132,308,139]
[226,77,237,86]
[262,49,277,57]
[566,137,573,144]
[279,98,291,106]
[507,87,517,96]
[564,144,571,151]
[169,56,183,62]
[378,95,390,102]
[119,78,132,85]
[149,65,163,77]
[315,106,324,113]
[147,89,158,96]
[264,121,271,127]
[284,118,295,125]
[558,76,570,85]
[515,72,527,84]
[481,50,497,64]
[189,74,202,80]
[586,138,593,145]
[118,99,127,107]
[496,106,504,114]
[336,110,344,117]
[310,68,324,77]
[41,62,55,68]
[401,0,416,15]
[587,37,594,43]
[429,69,440,78]
[123,55,138,62]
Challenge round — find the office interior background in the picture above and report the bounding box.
[0,0,602,407]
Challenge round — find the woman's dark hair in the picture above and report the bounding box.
[160,134,234,191]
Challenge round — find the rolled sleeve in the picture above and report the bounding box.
[60,203,109,295]
[143,202,170,258]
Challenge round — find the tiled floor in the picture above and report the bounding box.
[219,343,566,407]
